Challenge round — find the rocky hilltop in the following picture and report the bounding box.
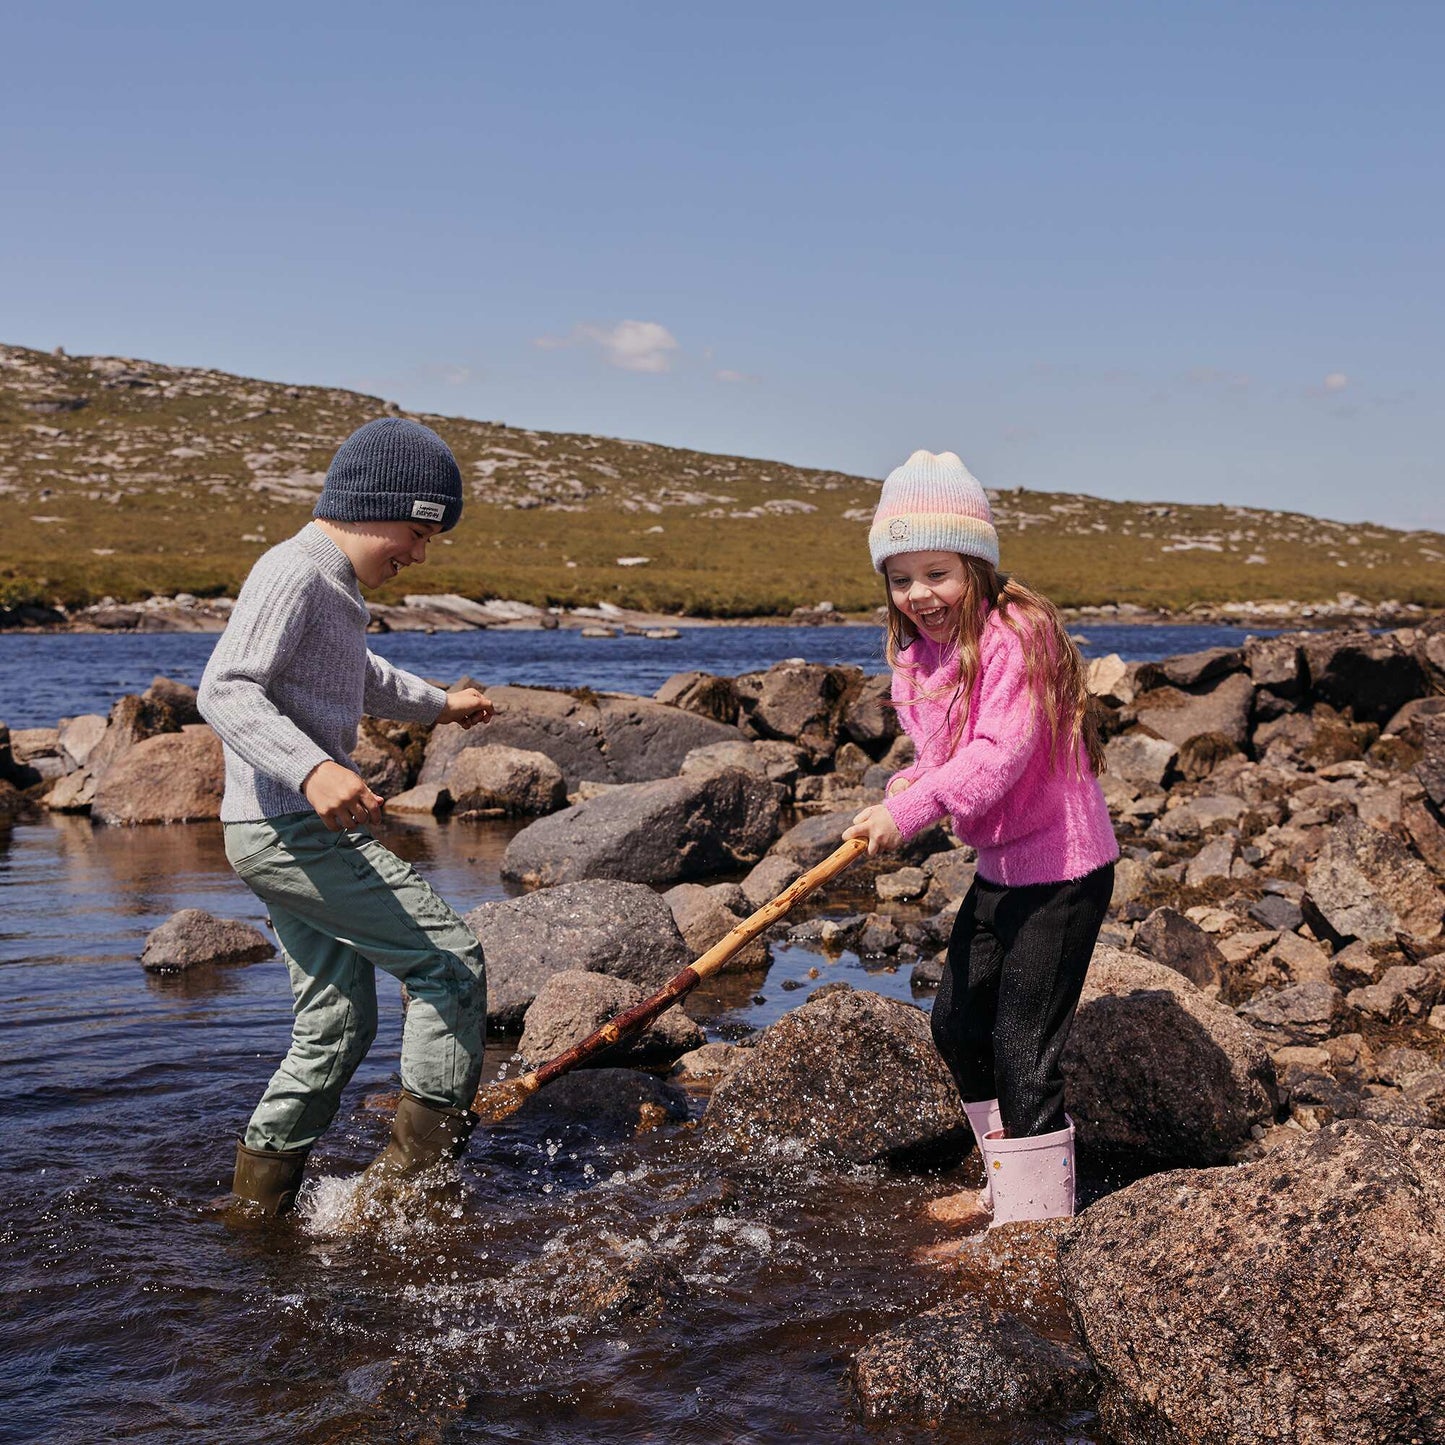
[3,341,1443,623]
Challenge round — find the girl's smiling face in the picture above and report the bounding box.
[885,550,969,641]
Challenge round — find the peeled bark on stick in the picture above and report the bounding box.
[473,837,868,1122]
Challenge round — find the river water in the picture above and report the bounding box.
[0,624,1252,1442]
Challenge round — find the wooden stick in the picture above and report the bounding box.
[473,836,869,1123]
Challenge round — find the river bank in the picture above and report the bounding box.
[2,621,1443,1440]
[2,586,1437,636]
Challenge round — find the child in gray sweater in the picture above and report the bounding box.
[199,417,493,1216]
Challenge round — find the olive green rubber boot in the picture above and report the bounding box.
[369,1092,477,1179]
[230,1140,310,1216]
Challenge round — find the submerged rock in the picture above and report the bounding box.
[1060,1120,1445,1445]
[141,908,274,972]
[703,987,968,1169]
[1062,948,1278,1166]
[852,1300,1095,1424]
[463,880,691,1030]
[508,1067,691,1136]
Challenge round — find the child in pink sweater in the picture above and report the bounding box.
[844,449,1117,1230]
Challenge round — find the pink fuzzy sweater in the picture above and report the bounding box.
[883,614,1119,887]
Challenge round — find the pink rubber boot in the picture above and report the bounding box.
[981,1119,1076,1227]
[962,1098,1003,1209]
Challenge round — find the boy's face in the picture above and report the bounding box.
[346,519,443,589]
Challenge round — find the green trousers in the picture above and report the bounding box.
[224,812,487,1152]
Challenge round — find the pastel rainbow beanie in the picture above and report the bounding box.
[868,449,998,572]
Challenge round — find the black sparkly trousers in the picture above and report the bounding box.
[931,862,1114,1138]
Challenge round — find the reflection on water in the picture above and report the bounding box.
[0,814,1098,1443]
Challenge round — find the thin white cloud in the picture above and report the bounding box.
[535,319,680,374]
[714,368,758,384]
[1323,372,1350,392]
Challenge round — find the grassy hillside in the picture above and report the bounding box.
[2,342,1442,617]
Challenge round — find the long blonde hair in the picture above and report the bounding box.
[884,556,1105,775]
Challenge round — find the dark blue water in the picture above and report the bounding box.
[0,622,1269,728]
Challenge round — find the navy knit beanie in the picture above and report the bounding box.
[314,418,464,532]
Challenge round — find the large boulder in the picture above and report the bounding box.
[444,744,566,815]
[851,1300,1095,1425]
[1059,1121,1445,1445]
[1301,629,1426,725]
[1246,634,1306,717]
[420,685,742,790]
[1303,813,1443,944]
[840,671,900,755]
[1061,948,1278,1165]
[140,908,274,972]
[350,729,410,797]
[142,674,202,725]
[462,880,691,1030]
[91,726,224,825]
[703,986,968,1168]
[1157,647,1244,689]
[517,970,703,1067]
[500,767,780,889]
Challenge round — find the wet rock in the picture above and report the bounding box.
[703,987,968,1168]
[91,726,224,825]
[57,713,107,769]
[499,1238,689,1332]
[739,853,804,911]
[1238,979,1341,1042]
[501,767,780,889]
[669,1041,743,1082]
[1134,908,1226,992]
[1346,964,1442,1023]
[509,1067,691,1136]
[1104,731,1178,790]
[1059,1120,1445,1445]
[663,881,768,973]
[1133,672,1254,752]
[1062,948,1278,1165]
[518,969,703,1067]
[443,744,566,815]
[1303,814,1443,944]
[463,880,691,1029]
[141,908,274,972]
[851,1300,1095,1424]
[855,912,901,955]
[1301,628,1426,725]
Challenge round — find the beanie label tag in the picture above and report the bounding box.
[889,517,911,542]
[410,500,445,522]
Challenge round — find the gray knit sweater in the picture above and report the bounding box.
[198,524,445,822]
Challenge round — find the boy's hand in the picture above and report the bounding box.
[437,687,494,729]
[843,803,903,856]
[303,759,386,831]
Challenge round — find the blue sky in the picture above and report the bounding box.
[3,2,1441,529]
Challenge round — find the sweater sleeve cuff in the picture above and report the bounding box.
[885,782,947,840]
[273,741,336,796]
